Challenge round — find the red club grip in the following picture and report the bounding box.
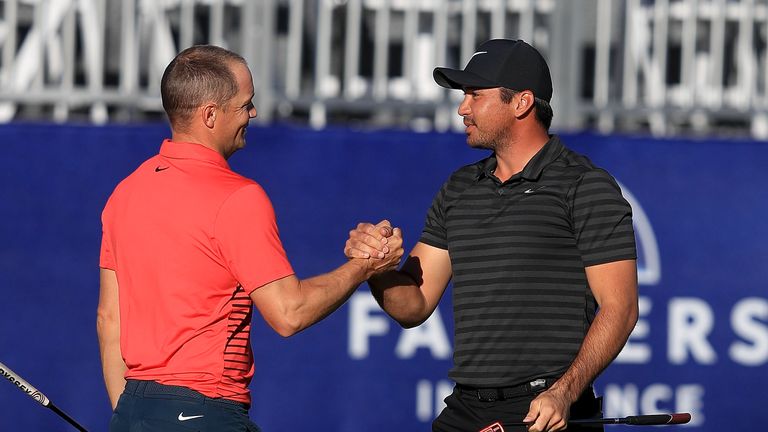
[627,413,691,425]
[668,413,692,424]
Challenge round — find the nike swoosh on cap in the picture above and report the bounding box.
[469,51,488,61]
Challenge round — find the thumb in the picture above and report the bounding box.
[375,219,393,237]
[523,401,539,422]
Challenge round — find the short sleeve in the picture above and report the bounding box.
[570,169,637,267]
[419,183,449,250]
[213,184,294,293]
[100,199,116,270]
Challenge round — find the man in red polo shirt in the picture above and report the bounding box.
[96,45,403,432]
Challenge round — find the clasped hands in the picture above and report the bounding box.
[345,220,403,276]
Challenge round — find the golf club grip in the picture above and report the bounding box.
[627,413,691,425]
[0,361,50,406]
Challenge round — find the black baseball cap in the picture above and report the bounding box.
[433,39,553,102]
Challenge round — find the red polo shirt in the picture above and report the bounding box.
[100,140,294,403]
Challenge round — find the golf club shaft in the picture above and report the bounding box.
[506,412,691,427]
[0,361,89,431]
[570,413,691,425]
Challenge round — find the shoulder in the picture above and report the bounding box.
[452,157,487,179]
[441,157,487,190]
[426,158,487,208]
[219,181,274,216]
[103,156,161,205]
[553,146,622,191]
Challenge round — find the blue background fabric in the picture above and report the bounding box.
[0,123,765,431]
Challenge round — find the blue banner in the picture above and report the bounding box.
[0,124,765,431]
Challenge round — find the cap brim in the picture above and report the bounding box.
[433,67,499,89]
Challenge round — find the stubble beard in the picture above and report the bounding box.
[467,130,501,151]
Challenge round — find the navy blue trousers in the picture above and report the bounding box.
[109,380,261,432]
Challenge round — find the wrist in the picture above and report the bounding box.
[347,258,374,280]
[547,379,582,404]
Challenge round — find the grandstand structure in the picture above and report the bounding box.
[2,0,768,138]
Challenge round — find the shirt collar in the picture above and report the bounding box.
[159,139,230,170]
[476,135,564,182]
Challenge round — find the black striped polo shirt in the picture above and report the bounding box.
[420,136,636,388]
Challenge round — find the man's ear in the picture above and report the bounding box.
[514,91,535,118]
[202,103,217,129]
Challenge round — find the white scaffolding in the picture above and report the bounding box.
[1,0,768,138]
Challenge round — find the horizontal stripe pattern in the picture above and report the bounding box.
[420,136,636,387]
[218,285,254,398]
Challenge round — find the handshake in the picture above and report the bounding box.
[345,220,405,277]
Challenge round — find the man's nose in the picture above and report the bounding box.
[457,94,472,117]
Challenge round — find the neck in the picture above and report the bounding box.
[171,131,226,159]
[492,130,550,182]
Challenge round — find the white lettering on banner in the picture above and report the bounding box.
[348,293,390,359]
[616,296,652,363]
[349,292,768,364]
[676,385,705,425]
[604,383,704,426]
[729,297,768,366]
[604,384,638,417]
[396,308,451,359]
[640,384,673,414]
[348,293,453,359]
[415,379,453,422]
[416,380,432,421]
[668,298,717,364]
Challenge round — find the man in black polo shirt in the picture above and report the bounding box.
[347,39,638,432]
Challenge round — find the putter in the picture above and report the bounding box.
[0,360,89,431]
[481,413,691,431]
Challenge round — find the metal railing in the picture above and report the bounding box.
[2,0,768,138]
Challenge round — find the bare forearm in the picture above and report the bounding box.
[291,259,371,332]
[97,321,126,409]
[255,232,403,337]
[97,268,125,409]
[368,271,429,328]
[101,345,126,409]
[261,259,374,337]
[549,304,638,402]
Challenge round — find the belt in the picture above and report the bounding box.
[123,379,248,408]
[457,378,555,402]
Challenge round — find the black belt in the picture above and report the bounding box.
[457,378,555,402]
[123,379,248,408]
